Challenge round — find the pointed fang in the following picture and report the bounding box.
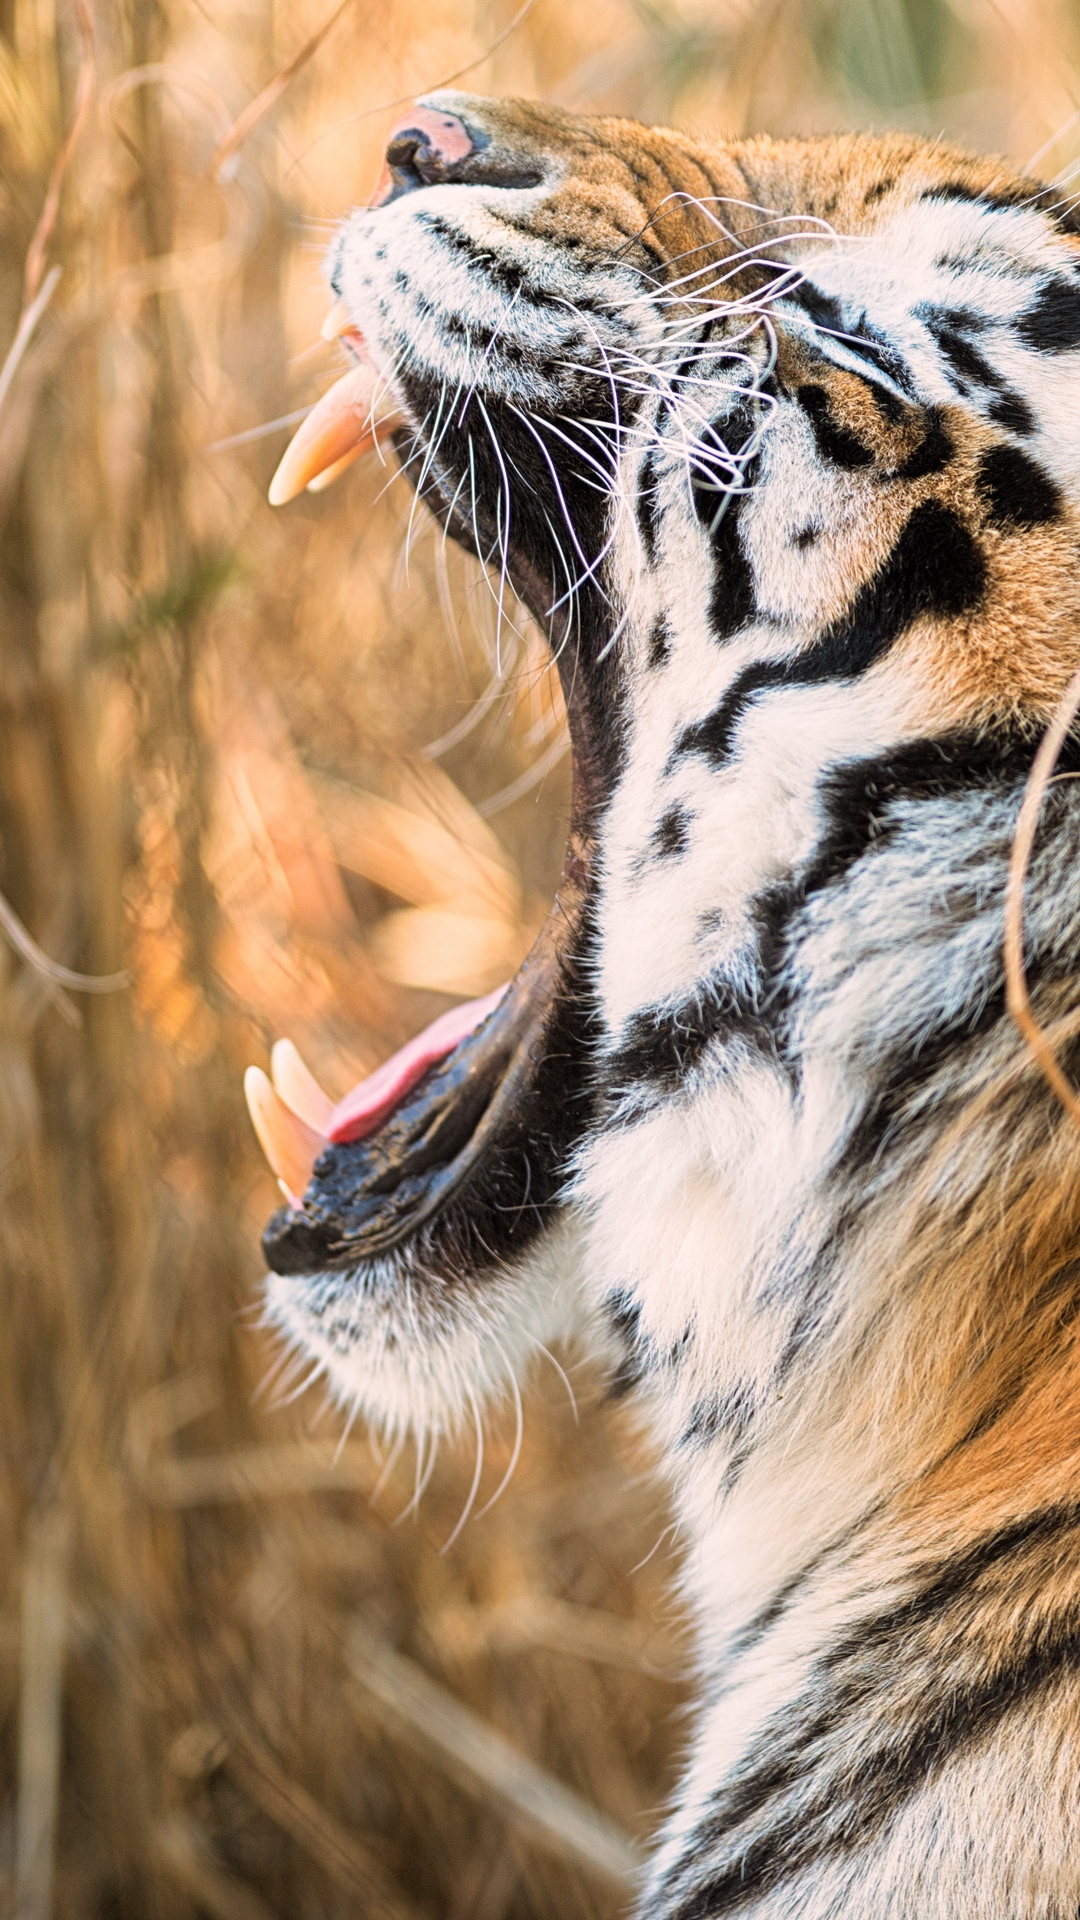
[244,1065,326,1206]
[270,1039,335,1133]
[268,365,404,505]
[306,443,366,493]
[321,298,351,340]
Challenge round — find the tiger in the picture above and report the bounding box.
[246,90,1080,1917]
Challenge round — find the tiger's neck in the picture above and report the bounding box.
[577,618,1080,1911]
[579,579,1080,1611]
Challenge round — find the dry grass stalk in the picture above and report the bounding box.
[1003,667,1080,1131]
[348,1624,647,1888]
[434,1596,688,1678]
[212,1686,426,1918]
[155,1815,279,1920]
[20,0,95,308]
[137,1439,381,1507]
[0,264,61,420]
[14,1509,70,1920]
[210,0,356,182]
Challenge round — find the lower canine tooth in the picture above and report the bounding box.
[270,1039,334,1132]
[244,1065,326,1204]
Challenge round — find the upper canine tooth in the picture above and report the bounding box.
[305,446,365,493]
[244,1065,326,1205]
[270,1039,335,1132]
[321,298,352,341]
[267,365,404,505]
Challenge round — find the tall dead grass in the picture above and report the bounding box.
[0,0,1078,1912]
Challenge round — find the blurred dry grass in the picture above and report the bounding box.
[1,0,1080,1912]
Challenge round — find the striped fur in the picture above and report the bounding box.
[265,96,1080,1915]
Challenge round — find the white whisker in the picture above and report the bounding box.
[441,1389,486,1552]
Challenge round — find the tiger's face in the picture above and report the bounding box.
[259,94,1080,1463]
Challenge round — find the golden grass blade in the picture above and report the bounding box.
[307,770,519,912]
[21,0,94,308]
[14,1509,70,1920]
[371,905,526,995]
[155,1815,278,1920]
[135,1441,380,1506]
[210,0,355,181]
[214,1696,424,1918]
[0,884,131,995]
[1003,666,1080,1132]
[347,1623,647,1888]
[0,267,61,422]
[434,1596,689,1678]
[124,1370,223,1478]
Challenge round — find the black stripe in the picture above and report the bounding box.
[679,1381,757,1452]
[1016,276,1080,353]
[804,727,1054,900]
[603,976,779,1101]
[705,495,756,643]
[921,306,1002,390]
[976,444,1063,527]
[820,731,1080,1177]
[786,283,915,393]
[637,446,660,563]
[722,1508,885,1667]
[648,613,672,668]
[604,1290,646,1398]
[812,730,1080,1175]
[652,805,691,859]
[797,383,875,468]
[892,407,952,480]
[611,728,1060,1114]
[662,1504,1080,1917]
[987,390,1036,435]
[690,410,760,643]
[676,500,986,770]
[921,180,1034,214]
[415,210,616,322]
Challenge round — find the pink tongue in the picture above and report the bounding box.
[327,985,509,1146]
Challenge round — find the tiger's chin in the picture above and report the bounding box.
[262,1212,589,1439]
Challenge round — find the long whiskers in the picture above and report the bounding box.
[440,1388,486,1551]
[473,1346,525,1521]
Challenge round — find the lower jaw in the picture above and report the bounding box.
[260,820,596,1286]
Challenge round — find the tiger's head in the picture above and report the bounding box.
[255,93,1080,1448]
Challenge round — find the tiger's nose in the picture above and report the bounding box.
[369,105,479,207]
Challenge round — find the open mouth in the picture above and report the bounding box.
[249,300,595,1282]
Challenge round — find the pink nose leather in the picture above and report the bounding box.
[369,105,476,208]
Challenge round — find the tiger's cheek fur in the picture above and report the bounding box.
[305,98,1080,1917]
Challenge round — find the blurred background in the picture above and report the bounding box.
[1,0,1079,1913]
